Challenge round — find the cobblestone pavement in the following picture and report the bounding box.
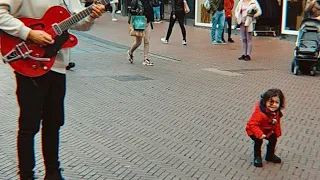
[0,13,320,180]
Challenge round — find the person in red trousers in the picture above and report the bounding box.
[246,89,285,167]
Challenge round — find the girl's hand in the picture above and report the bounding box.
[259,134,266,139]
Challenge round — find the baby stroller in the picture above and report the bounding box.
[291,18,320,76]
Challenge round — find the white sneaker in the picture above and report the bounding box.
[161,37,168,44]
[143,59,153,66]
[112,18,118,21]
[182,40,187,45]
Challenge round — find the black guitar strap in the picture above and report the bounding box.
[61,0,72,14]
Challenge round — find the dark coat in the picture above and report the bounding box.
[171,0,184,15]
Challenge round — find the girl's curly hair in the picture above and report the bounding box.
[260,88,285,117]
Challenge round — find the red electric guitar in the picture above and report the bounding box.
[1,0,109,77]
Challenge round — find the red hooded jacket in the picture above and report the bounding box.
[224,0,234,18]
[246,102,282,138]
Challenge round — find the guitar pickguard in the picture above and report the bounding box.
[44,31,69,58]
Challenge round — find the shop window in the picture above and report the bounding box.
[196,0,211,24]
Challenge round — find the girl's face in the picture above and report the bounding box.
[266,96,280,112]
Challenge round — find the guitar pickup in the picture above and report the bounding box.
[52,23,62,36]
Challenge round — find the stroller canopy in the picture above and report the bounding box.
[300,18,320,32]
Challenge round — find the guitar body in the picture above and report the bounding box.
[1,6,78,77]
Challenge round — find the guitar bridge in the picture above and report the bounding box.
[2,42,50,63]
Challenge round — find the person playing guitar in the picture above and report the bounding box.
[0,0,106,179]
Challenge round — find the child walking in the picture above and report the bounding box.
[246,88,285,167]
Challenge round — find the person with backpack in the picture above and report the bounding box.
[127,0,155,66]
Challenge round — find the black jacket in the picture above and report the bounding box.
[130,0,154,23]
[171,0,184,15]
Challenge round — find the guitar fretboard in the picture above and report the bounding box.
[58,7,92,31]
[57,0,109,32]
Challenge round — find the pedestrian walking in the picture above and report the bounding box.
[0,0,105,179]
[246,88,285,167]
[127,0,155,66]
[208,0,226,45]
[160,0,187,45]
[235,0,261,61]
[110,0,119,21]
[221,0,235,43]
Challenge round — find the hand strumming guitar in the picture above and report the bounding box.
[28,30,54,46]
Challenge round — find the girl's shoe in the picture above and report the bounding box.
[127,50,133,63]
[265,154,281,163]
[182,40,187,45]
[143,59,153,66]
[253,156,263,167]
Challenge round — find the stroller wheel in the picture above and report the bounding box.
[310,66,317,76]
[290,58,296,73]
[294,66,299,75]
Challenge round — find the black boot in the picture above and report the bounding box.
[20,176,35,180]
[265,154,282,163]
[253,151,263,167]
[265,134,281,163]
[19,171,35,180]
[44,169,65,180]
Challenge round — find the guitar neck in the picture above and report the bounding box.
[58,0,109,31]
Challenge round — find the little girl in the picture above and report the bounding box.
[246,88,285,167]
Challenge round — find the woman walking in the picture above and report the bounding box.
[110,0,119,21]
[160,0,187,45]
[127,0,154,66]
[235,0,261,61]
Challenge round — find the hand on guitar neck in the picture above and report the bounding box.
[89,1,106,19]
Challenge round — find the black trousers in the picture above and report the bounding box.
[222,17,232,41]
[165,11,186,41]
[250,133,277,157]
[15,71,66,178]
